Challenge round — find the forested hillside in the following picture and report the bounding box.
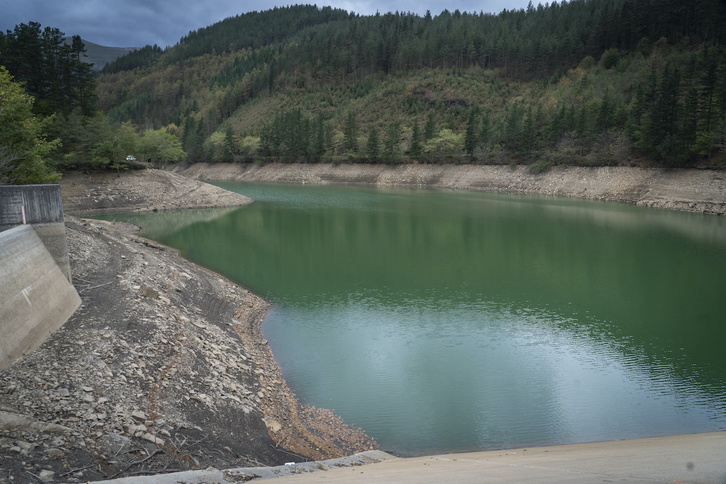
[2,0,726,181]
[93,0,726,169]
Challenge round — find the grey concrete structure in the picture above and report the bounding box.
[0,225,81,370]
[94,431,726,483]
[90,450,396,483]
[0,184,72,282]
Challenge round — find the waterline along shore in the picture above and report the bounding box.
[1,164,725,482]
[173,162,726,215]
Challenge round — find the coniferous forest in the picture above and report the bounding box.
[2,0,726,183]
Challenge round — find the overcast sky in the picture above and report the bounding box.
[1,0,533,48]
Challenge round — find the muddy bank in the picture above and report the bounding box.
[0,170,373,483]
[173,163,726,215]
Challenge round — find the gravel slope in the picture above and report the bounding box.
[59,169,252,215]
[0,170,373,483]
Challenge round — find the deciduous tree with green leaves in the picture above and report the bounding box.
[0,67,60,184]
[141,128,187,166]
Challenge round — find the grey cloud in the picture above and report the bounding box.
[1,0,531,47]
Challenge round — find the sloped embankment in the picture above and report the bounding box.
[59,168,253,214]
[0,169,374,482]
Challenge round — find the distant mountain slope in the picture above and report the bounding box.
[95,1,726,169]
[67,38,138,71]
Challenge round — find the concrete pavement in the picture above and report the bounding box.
[97,431,726,483]
[266,431,726,483]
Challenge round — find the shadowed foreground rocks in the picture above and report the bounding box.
[0,217,347,482]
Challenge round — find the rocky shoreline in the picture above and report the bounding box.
[0,170,373,483]
[174,162,726,215]
[58,169,254,214]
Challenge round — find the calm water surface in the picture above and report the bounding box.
[101,182,726,456]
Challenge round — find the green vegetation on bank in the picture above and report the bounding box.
[0,67,60,184]
[1,1,726,184]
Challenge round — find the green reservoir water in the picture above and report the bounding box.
[100,182,726,456]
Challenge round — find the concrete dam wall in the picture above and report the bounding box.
[0,185,80,370]
[0,184,72,282]
[0,225,81,370]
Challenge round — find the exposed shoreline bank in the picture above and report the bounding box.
[59,169,254,214]
[173,162,726,215]
[0,170,372,483]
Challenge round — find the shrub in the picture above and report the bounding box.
[600,48,620,70]
[528,159,552,174]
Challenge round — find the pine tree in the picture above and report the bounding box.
[573,104,585,137]
[521,107,537,153]
[183,118,207,162]
[69,35,97,116]
[503,103,524,150]
[479,110,491,147]
[699,46,720,133]
[424,112,436,140]
[383,121,401,164]
[547,104,567,142]
[366,128,380,162]
[223,125,236,162]
[410,122,422,158]
[464,110,479,156]
[643,63,685,165]
[596,91,615,132]
[312,113,327,161]
[344,112,358,154]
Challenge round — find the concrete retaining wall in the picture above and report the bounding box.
[0,225,81,370]
[0,185,72,282]
[0,184,64,225]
